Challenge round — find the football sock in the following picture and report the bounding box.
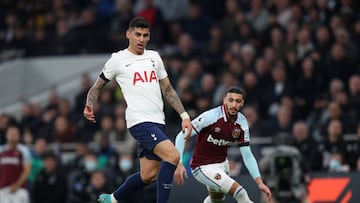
[157,161,176,203]
[203,195,225,203]
[113,172,148,201]
[203,195,212,203]
[233,186,253,203]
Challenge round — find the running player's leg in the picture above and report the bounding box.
[112,157,161,201]
[153,139,180,203]
[99,122,166,203]
[192,163,253,203]
[203,190,226,203]
[228,181,253,203]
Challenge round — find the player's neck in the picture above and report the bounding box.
[8,143,17,149]
[228,115,237,122]
[127,47,144,55]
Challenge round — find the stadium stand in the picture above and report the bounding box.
[0,0,360,202]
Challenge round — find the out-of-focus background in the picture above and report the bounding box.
[0,0,359,202]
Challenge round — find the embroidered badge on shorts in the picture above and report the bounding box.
[215,173,221,180]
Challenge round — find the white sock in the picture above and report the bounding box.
[111,194,118,203]
[233,186,253,203]
[203,195,225,203]
[203,195,212,203]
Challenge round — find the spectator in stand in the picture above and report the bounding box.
[261,61,294,117]
[0,114,17,145]
[19,102,37,132]
[94,114,117,143]
[320,119,348,170]
[109,0,134,50]
[96,135,119,169]
[246,0,269,34]
[327,152,350,173]
[213,70,240,106]
[194,93,212,115]
[183,2,212,45]
[294,57,326,119]
[325,43,355,84]
[292,121,323,171]
[32,151,67,203]
[266,105,293,138]
[66,142,90,172]
[174,33,199,61]
[202,24,226,74]
[58,98,78,124]
[98,87,116,117]
[221,0,240,39]
[269,26,288,60]
[183,58,204,93]
[348,75,360,120]
[68,151,100,203]
[242,105,266,138]
[52,115,77,143]
[28,138,48,186]
[242,71,261,108]
[198,73,217,99]
[136,0,164,46]
[155,0,189,22]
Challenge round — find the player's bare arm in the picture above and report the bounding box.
[255,177,272,202]
[159,77,186,114]
[83,76,108,123]
[11,162,31,192]
[159,77,192,138]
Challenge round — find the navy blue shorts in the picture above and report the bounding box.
[129,122,169,161]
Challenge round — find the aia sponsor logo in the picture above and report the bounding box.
[133,70,158,85]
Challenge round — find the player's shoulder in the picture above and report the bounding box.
[236,112,248,126]
[17,144,30,154]
[145,49,160,56]
[201,106,223,120]
[110,49,131,60]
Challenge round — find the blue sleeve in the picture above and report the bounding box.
[175,108,218,164]
[191,109,218,133]
[240,146,261,179]
[175,129,196,164]
[18,144,32,164]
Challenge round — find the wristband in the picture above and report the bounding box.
[180,112,190,120]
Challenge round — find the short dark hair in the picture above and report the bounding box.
[128,17,150,30]
[224,86,246,99]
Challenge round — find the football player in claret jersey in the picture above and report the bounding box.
[174,87,272,203]
[0,125,31,203]
[83,17,192,203]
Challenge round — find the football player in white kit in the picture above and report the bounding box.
[83,17,192,203]
[174,87,272,203]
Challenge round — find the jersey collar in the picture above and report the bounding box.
[222,105,238,124]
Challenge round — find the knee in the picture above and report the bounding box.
[209,193,226,203]
[141,170,157,184]
[164,149,180,165]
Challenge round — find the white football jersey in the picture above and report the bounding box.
[102,49,168,128]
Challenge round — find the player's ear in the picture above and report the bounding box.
[126,30,131,39]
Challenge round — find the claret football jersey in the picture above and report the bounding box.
[190,105,250,169]
[102,49,168,128]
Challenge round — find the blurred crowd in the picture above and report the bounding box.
[1,0,360,202]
